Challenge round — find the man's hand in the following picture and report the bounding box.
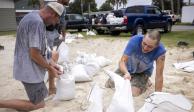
[48,65,63,78]
[124,73,131,80]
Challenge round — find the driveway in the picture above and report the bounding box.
[172,25,194,31]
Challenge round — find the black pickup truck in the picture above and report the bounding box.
[92,5,173,35]
[65,14,89,32]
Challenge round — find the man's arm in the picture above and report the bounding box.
[29,48,62,78]
[155,54,165,91]
[119,55,131,80]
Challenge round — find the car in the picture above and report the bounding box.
[65,14,89,32]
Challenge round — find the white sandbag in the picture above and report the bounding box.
[173,60,194,69]
[86,84,103,112]
[71,64,92,82]
[95,56,112,67]
[85,62,100,77]
[105,70,134,112]
[86,30,96,36]
[58,42,69,64]
[137,92,192,112]
[77,33,84,38]
[53,74,75,101]
[76,51,96,65]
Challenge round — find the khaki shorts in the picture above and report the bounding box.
[105,69,150,93]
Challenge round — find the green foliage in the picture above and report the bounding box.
[99,1,114,11]
[68,0,97,14]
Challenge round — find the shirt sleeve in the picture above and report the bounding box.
[28,21,45,50]
[123,36,138,56]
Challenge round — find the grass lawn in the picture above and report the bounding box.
[1,30,194,47]
[0,31,16,36]
[78,30,194,47]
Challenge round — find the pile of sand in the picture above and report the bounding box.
[0,35,194,112]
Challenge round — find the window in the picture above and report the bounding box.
[147,7,156,14]
[147,7,162,15]
[126,6,144,13]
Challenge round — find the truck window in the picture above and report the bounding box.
[147,7,162,15]
[126,6,144,13]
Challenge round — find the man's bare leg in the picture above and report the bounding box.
[0,99,44,111]
[49,51,59,95]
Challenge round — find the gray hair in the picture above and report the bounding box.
[146,30,161,45]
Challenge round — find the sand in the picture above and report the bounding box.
[0,35,194,112]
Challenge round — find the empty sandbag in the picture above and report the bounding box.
[85,62,100,77]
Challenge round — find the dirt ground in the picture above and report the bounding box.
[0,35,194,112]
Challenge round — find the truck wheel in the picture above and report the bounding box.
[78,29,82,32]
[164,22,172,33]
[110,31,120,36]
[96,30,105,35]
[133,25,144,35]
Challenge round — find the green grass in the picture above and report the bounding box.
[161,30,194,47]
[1,30,194,47]
[0,31,16,36]
[176,22,193,26]
[76,30,194,47]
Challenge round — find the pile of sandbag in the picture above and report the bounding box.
[138,92,192,112]
[71,51,112,82]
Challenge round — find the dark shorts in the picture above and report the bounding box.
[106,69,150,93]
[22,82,48,104]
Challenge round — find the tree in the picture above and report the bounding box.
[28,0,40,8]
[170,0,174,13]
[99,1,114,11]
[121,0,127,8]
[68,0,97,14]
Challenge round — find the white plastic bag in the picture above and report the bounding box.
[58,42,69,64]
[53,74,75,101]
[86,84,103,112]
[137,92,192,112]
[105,70,134,112]
[85,62,100,77]
[71,64,92,82]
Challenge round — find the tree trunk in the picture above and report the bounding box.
[161,0,164,11]
[171,0,174,14]
[177,0,180,15]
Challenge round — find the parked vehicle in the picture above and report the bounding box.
[65,14,89,32]
[92,5,173,35]
[181,6,194,25]
[163,10,180,24]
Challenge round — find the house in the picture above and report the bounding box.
[0,0,16,31]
